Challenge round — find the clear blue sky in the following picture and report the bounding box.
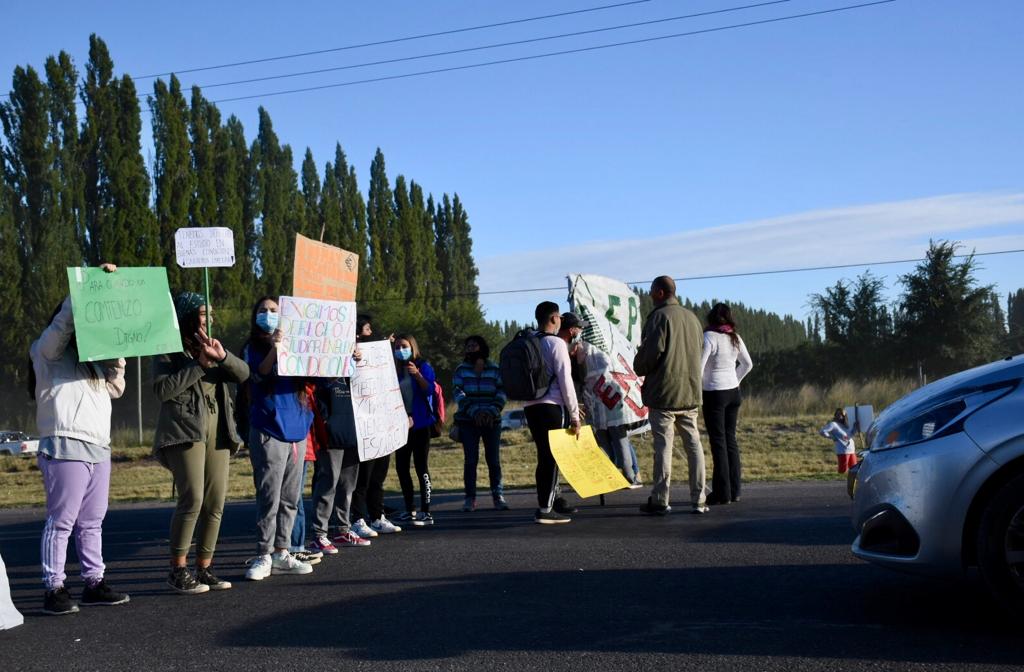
[3,0,1023,327]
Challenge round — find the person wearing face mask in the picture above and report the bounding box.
[153,293,250,594]
[349,315,402,536]
[452,336,507,512]
[241,297,315,581]
[391,335,437,527]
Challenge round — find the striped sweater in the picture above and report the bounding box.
[452,360,506,423]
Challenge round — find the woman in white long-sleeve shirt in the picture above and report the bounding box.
[700,303,753,505]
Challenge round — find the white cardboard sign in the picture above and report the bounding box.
[350,340,409,461]
[174,227,236,268]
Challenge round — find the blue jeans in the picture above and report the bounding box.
[289,460,309,552]
[460,421,503,500]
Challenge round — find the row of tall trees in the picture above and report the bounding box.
[0,35,484,387]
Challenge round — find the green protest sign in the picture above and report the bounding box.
[66,267,183,361]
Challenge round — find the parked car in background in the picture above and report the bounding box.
[850,354,1024,615]
[501,409,526,430]
[0,431,39,457]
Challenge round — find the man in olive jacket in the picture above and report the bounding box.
[633,275,707,515]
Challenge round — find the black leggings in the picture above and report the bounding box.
[703,387,742,501]
[395,427,432,513]
[351,454,390,521]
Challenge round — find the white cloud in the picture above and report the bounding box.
[478,192,1024,301]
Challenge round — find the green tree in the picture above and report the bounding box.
[333,145,368,297]
[0,163,26,380]
[150,74,192,290]
[300,147,321,239]
[250,107,297,296]
[1008,289,1024,354]
[44,52,85,265]
[897,240,1003,378]
[189,86,218,230]
[212,115,248,304]
[366,148,399,299]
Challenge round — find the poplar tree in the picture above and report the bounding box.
[189,86,218,230]
[394,175,420,309]
[435,193,454,303]
[449,193,478,301]
[412,183,441,313]
[1008,289,1024,354]
[44,52,85,265]
[334,144,368,296]
[366,148,399,299]
[320,160,343,249]
[300,147,321,239]
[250,108,298,296]
[150,74,192,290]
[212,115,247,304]
[0,163,25,380]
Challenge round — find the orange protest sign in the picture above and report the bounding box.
[292,233,359,301]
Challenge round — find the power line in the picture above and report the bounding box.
[192,0,793,93]
[134,0,657,80]
[207,0,896,105]
[373,247,1024,302]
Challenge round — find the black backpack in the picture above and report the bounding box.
[499,329,556,401]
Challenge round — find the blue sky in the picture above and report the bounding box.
[3,0,1023,327]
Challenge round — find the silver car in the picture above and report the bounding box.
[850,354,1024,614]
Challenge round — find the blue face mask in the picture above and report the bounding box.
[394,347,412,362]
[256,311,279,333]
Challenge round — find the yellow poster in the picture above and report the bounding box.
[548,425,631,499]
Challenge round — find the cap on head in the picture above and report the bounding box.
[560,312,587,330]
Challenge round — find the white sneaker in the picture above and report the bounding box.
[352,518,378,539]
[271,550,313,575]
[370,516,401,534]
[245,554,272,581]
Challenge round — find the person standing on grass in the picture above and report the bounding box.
[349,314,401,537]
[453,335,508,512]
[524,302,581,525]
[633,276,708,516]
[391,335,438,527]
[700,303,753,506]
[30,262,129,615]
[241,297,315,581]
[153,292,250,595]
[820,408,858,474]
[308,346,371,554]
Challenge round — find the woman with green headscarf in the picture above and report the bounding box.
[152,292,250,595]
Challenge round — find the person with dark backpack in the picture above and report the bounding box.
[503,302,581,524]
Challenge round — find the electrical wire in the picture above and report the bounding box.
[134,0,658,80]
[191,0,792,92]
[368,247,1024,302]
[206,1,896,105]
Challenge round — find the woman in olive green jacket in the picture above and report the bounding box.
[153,293,249,595]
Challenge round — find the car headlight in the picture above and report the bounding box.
[867,382,1017,452]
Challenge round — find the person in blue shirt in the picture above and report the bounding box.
[240,297,315,581]
[391,335,437,527]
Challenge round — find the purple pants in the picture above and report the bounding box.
[39,456,111,590]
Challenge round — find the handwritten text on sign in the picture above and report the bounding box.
[276,296,356,377]
[548,425,631,499]
[174,227,236,268]
[293,233,359,301]
[66,267,183,361]
[351,340,409,461]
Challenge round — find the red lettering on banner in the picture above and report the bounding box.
[593,376,622,410]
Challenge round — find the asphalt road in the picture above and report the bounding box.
[0,482,1018,671]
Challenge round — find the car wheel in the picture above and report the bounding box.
[977,472,1024,616]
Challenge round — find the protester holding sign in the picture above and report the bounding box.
[350,315,402,537]
[241,297,315,581]
[700,303,753,506]
[453,336,508,512]
[29,263,130,615]
[152,292,250,594]
[391,335,438,527]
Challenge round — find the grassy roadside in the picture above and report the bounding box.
[0,415,841,508]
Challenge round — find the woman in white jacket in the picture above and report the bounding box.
[29,263,130,615]
[700,303,753,505]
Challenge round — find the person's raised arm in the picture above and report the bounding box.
[104,358,127,399]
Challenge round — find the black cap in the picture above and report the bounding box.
[561,312,588,330]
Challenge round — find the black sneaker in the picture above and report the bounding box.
[195,566,232,591]
[81,579,130,606]
[42,586,79,615]
[534,509,572,524]
[168,566,210,595]
[553,497,578,515]
[639,497,672,516]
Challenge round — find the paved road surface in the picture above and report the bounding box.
[0,482,1017,671]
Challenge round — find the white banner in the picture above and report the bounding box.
[174,227,236,268]
[350,340,409,461]
[568,273,649,431]
[276,296,357,377]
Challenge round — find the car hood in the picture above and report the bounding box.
[869,355,1024,439]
